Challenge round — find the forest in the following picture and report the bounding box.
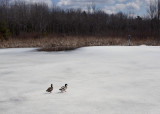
[0,0,160,48]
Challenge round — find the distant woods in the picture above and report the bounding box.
[0,0,160,41]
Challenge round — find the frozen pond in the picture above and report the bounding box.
[0,46,160,114]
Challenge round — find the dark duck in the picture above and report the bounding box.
[46,84,53,93]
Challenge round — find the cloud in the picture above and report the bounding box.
[9,0,53,7]
[117,0,126,2]
[56,0,145,14]
[57,0,70,6]
[103,0,143,14]
[126,2,140,10]
[57,0,115,9]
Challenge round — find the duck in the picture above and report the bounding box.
[59,84,68,92]
[46,84,53,93]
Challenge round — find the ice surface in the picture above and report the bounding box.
[0,46,160,114]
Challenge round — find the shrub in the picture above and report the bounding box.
[0,21,11,41]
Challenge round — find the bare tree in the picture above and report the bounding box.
[0,0,159,39]
[91,0,96,13]
[158,0,160,41]
[87,0,96,13]
[147,0,157,19]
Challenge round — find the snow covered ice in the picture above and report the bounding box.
[0,46,160,114]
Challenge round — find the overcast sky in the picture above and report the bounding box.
[10,0,152,16]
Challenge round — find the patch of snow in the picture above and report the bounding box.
[140,45,147,46]
[0,46,160,114]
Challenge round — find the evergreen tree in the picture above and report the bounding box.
[0,21,10,41]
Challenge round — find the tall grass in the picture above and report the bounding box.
[0,36,159,51]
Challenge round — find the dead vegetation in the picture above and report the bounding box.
[0,36,160,51]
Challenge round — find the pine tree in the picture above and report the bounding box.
[0,21,10,41]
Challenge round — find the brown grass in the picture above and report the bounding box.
[0,36,160,51]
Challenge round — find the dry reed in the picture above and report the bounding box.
[0,36,159,51]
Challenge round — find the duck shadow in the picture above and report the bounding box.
[56,91,66,94]
[44,92,52,94]
[43,91,66,94]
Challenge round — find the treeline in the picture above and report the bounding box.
[0,0,159,40]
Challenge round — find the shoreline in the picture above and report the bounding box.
[0,36,159,51]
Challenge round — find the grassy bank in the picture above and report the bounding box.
[0,36,159,51]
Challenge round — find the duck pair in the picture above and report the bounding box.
[46,84,68,93]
